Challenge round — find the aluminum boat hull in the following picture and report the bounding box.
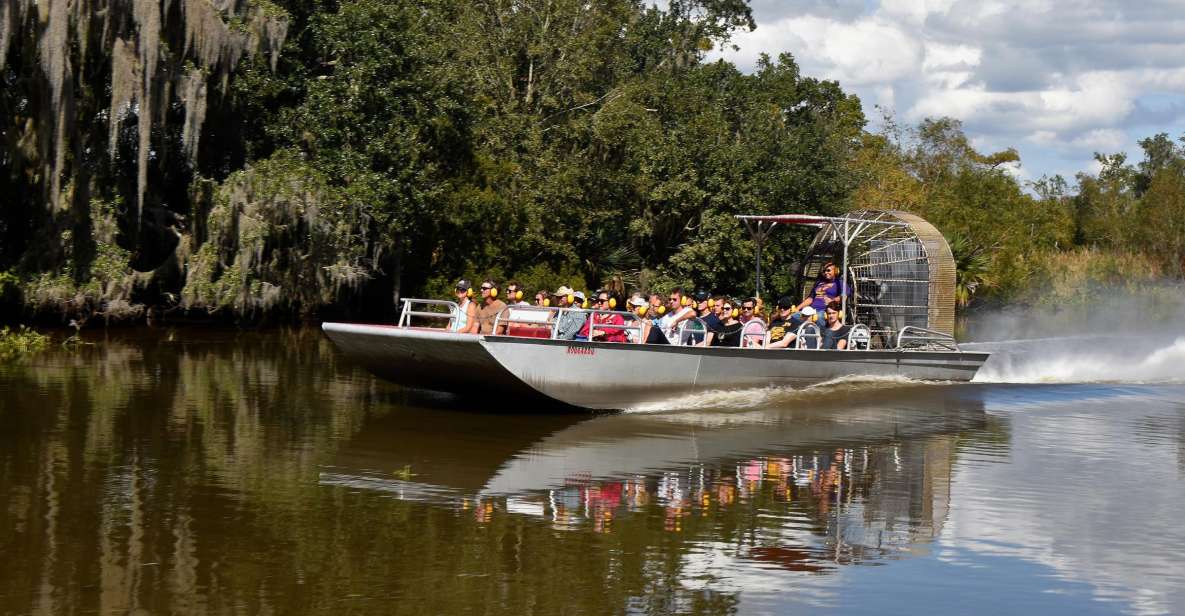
[321,322,989,410]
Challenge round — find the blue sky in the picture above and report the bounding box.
[706,0,1185,184]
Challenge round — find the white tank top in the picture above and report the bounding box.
[454,299,470,331]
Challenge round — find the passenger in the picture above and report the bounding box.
[504,281,529,306]
[820,302,851,350]
[705,299,743,347]
[656,287,697,344]
[453,279,480,334]
[648,293,665,316]
[739,297,758,324]
[627,295,649,343]
[476,279,509,334]
[766,296,798,348]
[791,262,849,328]
[533,290,549,307]
[701,293,723,333]
[643,292,670,344]
[504,280,548,326]
[687,289,713,345]
[589,291,627,343]
[555,288,586,340]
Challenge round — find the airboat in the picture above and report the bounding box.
[322,210,989,410]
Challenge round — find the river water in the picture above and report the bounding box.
[1,329,1183,615]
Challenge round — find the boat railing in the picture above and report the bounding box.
[492,306,644,342]
[795,322,822,349]
[398,298,459,329]
[676,318,709,346]
[895,326,959,351]
[740,319,768,348]
[847,323,872,350]
[582,309,645,342]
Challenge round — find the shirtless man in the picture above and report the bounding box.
[476,279,508,334]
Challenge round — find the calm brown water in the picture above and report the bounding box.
[2,329,1184,615]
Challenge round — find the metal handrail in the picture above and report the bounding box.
[676,318,709,346]
[740,318,768,348]
[895,326,959,351]
[795,322,822,350]
[847,323,871,350]
[492,306,643,342]
[398,298,460,329]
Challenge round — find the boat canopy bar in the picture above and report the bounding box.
[735,212,910,299]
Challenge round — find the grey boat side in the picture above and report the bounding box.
[321,322,989,410]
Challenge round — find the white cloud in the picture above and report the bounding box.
[708,0,1185,179]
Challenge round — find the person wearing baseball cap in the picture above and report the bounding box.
[626,295,649,343]
[766,296,798,348]
[452,279,479,334]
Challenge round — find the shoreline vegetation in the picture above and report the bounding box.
[0,326,48,360]
[2,1,1182,329]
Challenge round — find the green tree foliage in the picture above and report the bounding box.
[1,0,1182,323]
[1071,134,1185,274]
[849,116,1075,307]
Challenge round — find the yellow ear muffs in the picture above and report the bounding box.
[731,308,740,319]
[543,298,551,307]
[707,299,715,308]
[512,290,523,301]
[490,287,499,298]
[636,306,647,316]
[680,296,690,307]
[566,294,574,305]
[656,305,666,315]
[466,288,474,298]
[608,297,617,309]
[581,299,589,309]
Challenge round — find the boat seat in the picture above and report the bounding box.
[740,319,768,348]
[847,324,871,350]
[507,324,552,339]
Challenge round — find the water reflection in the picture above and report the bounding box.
[1,330,1183,615]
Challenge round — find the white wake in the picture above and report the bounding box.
[971,335,1185,384]
[624,374,929,413]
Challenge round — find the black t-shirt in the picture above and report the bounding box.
[712,321,743,347]
[821,324,851,349]
[768,317,791,343]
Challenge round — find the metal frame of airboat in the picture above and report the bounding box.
[737,210,957,343]
[320,210,983,410]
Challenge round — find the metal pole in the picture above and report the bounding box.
[755,222,763,298]
[841,219,849,323]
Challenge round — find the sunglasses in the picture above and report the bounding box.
[480,285,493,290]
[722,305,734,311]
[742,306,754,311]
[597,297,609,303]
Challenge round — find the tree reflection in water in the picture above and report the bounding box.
[0,329,1004,615]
